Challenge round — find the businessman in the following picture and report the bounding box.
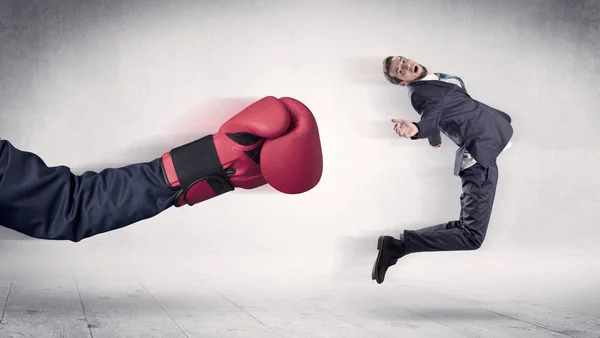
[0,96,323,242]
[372,56,513,284]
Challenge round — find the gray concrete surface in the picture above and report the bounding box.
[1,252,600,337]
[1,0,599,336]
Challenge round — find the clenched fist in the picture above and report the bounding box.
[391,119,418,138]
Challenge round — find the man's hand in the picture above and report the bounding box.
[391,119,418,138]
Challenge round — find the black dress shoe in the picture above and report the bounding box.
[371,235,406,284]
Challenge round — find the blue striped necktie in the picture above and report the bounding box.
[435,72,467,93]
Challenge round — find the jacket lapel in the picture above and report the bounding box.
[409,79,470,97]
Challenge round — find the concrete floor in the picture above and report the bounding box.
[0,249,599,338]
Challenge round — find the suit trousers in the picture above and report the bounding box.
[403,161,499,253]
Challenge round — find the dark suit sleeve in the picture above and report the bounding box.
[0,139,179,242]
[427,130,442,147]
[497,109,512,124]
[410,98,444,140]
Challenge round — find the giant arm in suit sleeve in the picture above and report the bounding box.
[0,139,179,242]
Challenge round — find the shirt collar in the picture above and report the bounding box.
[421,73,439,81]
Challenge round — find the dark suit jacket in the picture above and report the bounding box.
[408,80,513,170]
[0,139,178,242]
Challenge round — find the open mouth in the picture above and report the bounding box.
[413,65,419,73]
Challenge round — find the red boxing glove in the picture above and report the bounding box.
[160,96,323,207]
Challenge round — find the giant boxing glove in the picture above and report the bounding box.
[160,96,323,207]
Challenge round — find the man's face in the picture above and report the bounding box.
[387,56,428,86]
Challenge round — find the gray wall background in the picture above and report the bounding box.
[0,0,598,272]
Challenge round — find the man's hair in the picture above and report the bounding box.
[382,56,402,85]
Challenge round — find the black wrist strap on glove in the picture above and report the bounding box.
[164,135,234,207]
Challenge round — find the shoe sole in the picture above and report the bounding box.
[371,235,385,283]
